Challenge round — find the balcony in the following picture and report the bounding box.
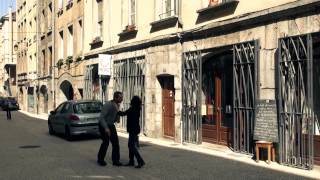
[150,10,179,32]
[196,0,239,24]
[89,36,103,49]
[118,25,138,42]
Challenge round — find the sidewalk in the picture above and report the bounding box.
[19,110,48,121]
[19,110,320,179]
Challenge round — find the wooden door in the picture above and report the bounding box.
[202,68,233,146]
[315,135,320,165]
[162,78,175,138]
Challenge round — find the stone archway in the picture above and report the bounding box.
[60,80,74,101]
[40,85,48,113]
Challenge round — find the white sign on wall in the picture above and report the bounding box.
[98,54,112,75]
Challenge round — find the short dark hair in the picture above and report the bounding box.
[113,91,123,99]
[130,96,142,109]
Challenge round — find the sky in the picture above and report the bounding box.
[0,0,15,17]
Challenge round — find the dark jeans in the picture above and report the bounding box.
[128,133,144,165]
[97,124,120,163]
[6,110,11,120]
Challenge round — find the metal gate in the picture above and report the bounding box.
[84,65,94,100]
[182,51,202,144]
[233,41,259,154]
[113,56,146,133]
[278,34,314,169]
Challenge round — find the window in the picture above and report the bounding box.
[58,0,63,15]
[55,103,65,113]
[59,30,64,59]
[129,0,136,26]
[92,0,103,40]
[67,25,73,56]
[42,49,46,76]
[156,0,177,20]
[78,19,83,53]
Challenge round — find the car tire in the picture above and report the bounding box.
[48,122,55,135]
[65,126,73,141]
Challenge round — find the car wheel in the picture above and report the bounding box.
[65,126,73,141]
[48,122,55,135]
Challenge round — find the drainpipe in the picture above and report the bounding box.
[52,0,56,109]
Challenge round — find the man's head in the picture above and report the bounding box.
[113,91,123,104]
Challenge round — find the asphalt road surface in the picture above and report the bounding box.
[0,111,314,180]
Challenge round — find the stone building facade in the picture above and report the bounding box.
[54,0,84,106]
[82,0,320,168]
[37,0,54,114]
[0,8,16,97]
[16,0,39,113]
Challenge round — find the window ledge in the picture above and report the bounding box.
[196,0,239,15]
[89,39,103,46]
[150,16,179,29]
[118,29,138,37]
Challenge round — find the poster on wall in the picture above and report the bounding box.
[98,54,112,76]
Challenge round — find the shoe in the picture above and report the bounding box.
[113,162,123,166]
[124,162,134,166]
[97,160,107,166]
[135,162,145,168]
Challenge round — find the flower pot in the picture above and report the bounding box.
[208,0,219,6]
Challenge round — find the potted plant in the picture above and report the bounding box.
[56,59,64,69]
[208,0,219,6]
[66,56,73,68]
[75,55,83,62]
[125,24,136,32]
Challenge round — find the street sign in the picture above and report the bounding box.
[98,54,112,75]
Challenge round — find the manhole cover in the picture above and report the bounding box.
[19,145,41,149]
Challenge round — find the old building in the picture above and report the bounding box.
[37,0,54,114]
[0,8,17,97]
[82,0,320,169]
[54,0,84,106]
[16,0,39,113]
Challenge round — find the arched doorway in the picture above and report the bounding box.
[40,85,48,113]
[60,80,74,101]
[19,87,24,110]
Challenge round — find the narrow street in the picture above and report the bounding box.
[0,111,314,180]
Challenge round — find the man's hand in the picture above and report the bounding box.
[105,128,111,137]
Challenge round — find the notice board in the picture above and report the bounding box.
[253,99,279,142]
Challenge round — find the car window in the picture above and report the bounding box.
[74,102,102,114]
[61,103,73,114]
[55,103,65,113]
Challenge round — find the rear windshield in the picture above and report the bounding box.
[74,102,102,114]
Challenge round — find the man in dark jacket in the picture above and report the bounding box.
[97,91,123,166]
[5,100,12,120]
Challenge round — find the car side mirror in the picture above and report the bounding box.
[50,111,56,115]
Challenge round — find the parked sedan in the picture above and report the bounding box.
[1,97,19,111]
[48,100,102,140]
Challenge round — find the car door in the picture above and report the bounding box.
[60,102,74,132]
[52,103,66,133]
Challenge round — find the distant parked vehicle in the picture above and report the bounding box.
[48,100,103,140]
[1,97,20,111]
